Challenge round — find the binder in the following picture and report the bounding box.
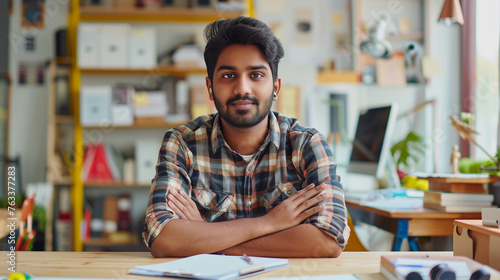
[129,254,290,280]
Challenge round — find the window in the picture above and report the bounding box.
[474,0,499,159]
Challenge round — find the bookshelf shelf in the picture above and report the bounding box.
[80,66,207,76]
[84,236,140,247]
[387,33,424,40]
[80,6,244,23]
[84,181,151,188]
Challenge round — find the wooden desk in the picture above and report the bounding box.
[346,200,482,251]
[15,251,453,279]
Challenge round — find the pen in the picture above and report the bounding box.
[241,254,254,265]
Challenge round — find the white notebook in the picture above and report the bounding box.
[128,254,290,280]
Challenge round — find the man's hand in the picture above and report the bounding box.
[167,190,205,222]
[264,183,329,232]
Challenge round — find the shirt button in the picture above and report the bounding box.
[245,200,252,207]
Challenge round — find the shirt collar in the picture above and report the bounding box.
[210,112,281,154]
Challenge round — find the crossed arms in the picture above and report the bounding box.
[149,184,343,258]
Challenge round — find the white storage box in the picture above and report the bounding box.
[77,23,100,68]
[129,27,157,69]
[80,85,113,126]
[99,24,130,68]
[135,140,161,184]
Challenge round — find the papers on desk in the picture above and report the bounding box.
[128,254,290,279]
[346,188,424,210]
[361,196,423,210]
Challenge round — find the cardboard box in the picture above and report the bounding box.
[453,219,500,270]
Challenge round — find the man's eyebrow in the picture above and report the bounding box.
[216,65,269,72]
[217,65,236,72]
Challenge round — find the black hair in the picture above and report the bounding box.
[203,16,284,83]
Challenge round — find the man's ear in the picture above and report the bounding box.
[273,76,282,100]
[205,76,213,101]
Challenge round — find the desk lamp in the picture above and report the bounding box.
[360,16,393,59]
[450,115,498,166]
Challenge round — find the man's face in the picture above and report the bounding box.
[207,44,279,128]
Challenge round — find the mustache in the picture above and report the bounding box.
[226,95,260,106]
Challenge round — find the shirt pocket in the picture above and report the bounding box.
[265,181,301,210]
[192,187,234,222]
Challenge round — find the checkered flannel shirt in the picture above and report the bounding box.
[143,111,350,250]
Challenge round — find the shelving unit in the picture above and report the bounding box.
[66,0,252,251]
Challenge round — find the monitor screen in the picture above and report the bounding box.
[347,104,398,180]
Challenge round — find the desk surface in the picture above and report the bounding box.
[346,200,482,219]
[13,251,454,279]
[346,200,482,250]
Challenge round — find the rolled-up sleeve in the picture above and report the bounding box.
[142,131,192,250]
[298,133,350,249]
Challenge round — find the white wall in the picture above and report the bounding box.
[8,0,70,186]
[424,0,461,173]
[8,0,462,185]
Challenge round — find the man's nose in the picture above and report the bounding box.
[233,76,251,95]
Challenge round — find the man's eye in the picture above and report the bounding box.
[222,73,234,79]
[251,73,264,78]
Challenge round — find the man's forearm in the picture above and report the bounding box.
[219,224,342,258]
[150,216,276,257]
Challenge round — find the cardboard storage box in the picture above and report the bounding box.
[453,219,500,270]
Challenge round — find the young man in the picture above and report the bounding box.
[143,16,350,258]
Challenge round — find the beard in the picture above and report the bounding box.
[213,91,274,128]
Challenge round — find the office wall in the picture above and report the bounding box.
[8,0,69,186]
[7,0,462,186]
[425,0,461,173]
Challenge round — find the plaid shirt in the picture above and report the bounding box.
[143,112,350,250]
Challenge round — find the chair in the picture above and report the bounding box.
[344,209,368,251]
[15,194,36,251]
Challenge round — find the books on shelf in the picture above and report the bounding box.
[134,90,168,118]
[112,85,134,126]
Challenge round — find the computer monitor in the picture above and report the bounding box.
[347,104,400,190]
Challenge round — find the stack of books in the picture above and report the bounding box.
[422,175,496,212]
[423,191,494,212]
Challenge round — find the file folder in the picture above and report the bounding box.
[128,254,290,280]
